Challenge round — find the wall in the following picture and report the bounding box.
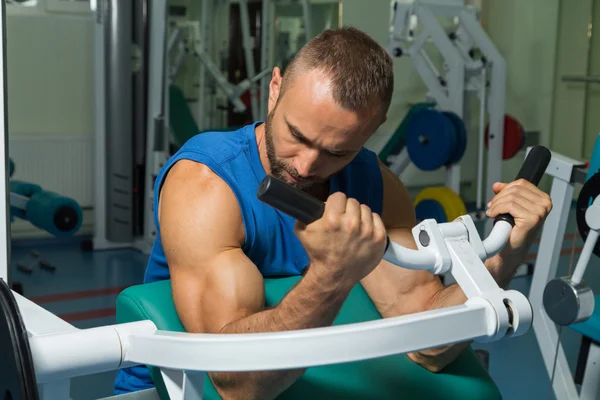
[549,0,598,162]
[6,4,95,238]
[6,7,94,139]
[484,0,560,185]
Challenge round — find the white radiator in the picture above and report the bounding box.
[8,136,93,207]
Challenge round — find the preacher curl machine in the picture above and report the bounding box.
[0,145,562,400]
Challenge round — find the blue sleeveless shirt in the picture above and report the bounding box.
[114,121,384,394]
[144,121,384,282]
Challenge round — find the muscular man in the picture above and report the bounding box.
[114,27,552,398]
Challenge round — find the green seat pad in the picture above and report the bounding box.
[116,276,501,399]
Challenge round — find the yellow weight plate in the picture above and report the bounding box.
[414,186,467,222]
[414,187,453,222]
[439,187,467,221]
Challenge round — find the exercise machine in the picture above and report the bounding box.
[90,0,161,254]
[530,134,600,400]
[1,138,553,400]
[385,0,508,217]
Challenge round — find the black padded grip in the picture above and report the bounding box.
[495,145,552,226]
[257,176,325,224]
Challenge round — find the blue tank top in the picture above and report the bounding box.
[114,122,384,395]
[144,121,384,283]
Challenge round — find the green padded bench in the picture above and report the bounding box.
[116,276,502,400]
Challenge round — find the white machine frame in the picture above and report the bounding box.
[529,146,600,400]
[5,212,533,399]
[387,0,506,212]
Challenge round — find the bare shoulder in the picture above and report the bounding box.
[378,159,416,229]
[158,159,245,259]
[158,159,264,334]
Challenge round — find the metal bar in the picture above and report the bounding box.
[30,326,123,384]
[142,0,168,253]
[167,27,182,56]
[302,0,312,40]
[581,342,600,399]
[92,0,109,251]
[239,0,259,120]
[105,0,134,242]
[198,2,209,131]
[0,0,9,284]
[476,67,487,210]
[9,192,28,211]
[126,303,491,371]
[12,290,76,336]
[259,0,271,119]
[530,177,579,400]
[562,75,600,83]
[571,228,599,285]
[459,10,505,206]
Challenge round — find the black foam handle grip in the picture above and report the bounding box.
[495,145,552,226]
[257,176,325,224]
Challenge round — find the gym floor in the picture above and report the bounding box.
[9,204,598,400]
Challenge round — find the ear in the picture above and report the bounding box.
[268,67,283,111]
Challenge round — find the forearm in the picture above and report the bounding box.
[210,267,352,400]
[411,253,522,371]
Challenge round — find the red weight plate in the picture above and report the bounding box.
[485,114,525,159]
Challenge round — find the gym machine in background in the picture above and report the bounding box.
[529,134,600,400]
[90,0,158,253]
[382,0,528,224]
[90,0,286,255]
[166,3,271,148]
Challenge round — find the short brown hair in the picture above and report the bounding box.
[280,26,394,115]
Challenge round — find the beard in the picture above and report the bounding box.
[264,109,321,191]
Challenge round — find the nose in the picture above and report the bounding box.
[293,148,321,177]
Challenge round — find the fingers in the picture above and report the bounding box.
[360,204,374,238]
[372,212,388,248]
[488,179,552,216]
[325,192,348,216]
[344,198,361,231]
[487,193,546,226]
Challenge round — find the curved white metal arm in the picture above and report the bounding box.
[125,303,490,372]
[22,291,500,384]
[482,221,512,258]
[383,239,437,270]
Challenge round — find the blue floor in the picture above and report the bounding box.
[9,212,600,399]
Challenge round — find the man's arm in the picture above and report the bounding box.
[361,161,551,372]
[158,160,353,400]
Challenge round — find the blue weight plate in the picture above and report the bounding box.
[415,199,448,223]
[405,109,456,171]
[443,111,467,165]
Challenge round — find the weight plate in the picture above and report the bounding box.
[577,172,600,258]
[485,114,525,160]
[415,199,447,223]
[440,187,467,221]
[406,109,456,171]
[0,279,39,400]
[442,111,468,165]
[379,102,435,164]
[415,187,460,222]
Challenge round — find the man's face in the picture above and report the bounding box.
[264,68,384,190]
